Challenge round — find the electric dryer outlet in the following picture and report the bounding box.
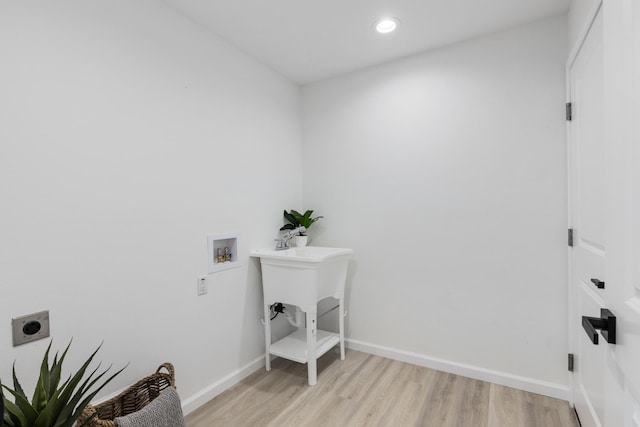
[12,310,50,347]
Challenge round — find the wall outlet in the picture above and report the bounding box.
[12,310,50,347]
[197,276,208,296]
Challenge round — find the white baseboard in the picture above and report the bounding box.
[346,339,569,401]
[180,355,265,415]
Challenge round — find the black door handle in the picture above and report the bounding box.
[582,309,616,344]
[590,278,605,289]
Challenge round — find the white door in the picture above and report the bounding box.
[568,6,606,426]
[601,0,640,424]
[569,0,640,425]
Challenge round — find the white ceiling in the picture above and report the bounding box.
[161,0,570,85]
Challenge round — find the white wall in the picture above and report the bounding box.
[302,16,569,393]
[569,0,599,52]
[0,0,301,409]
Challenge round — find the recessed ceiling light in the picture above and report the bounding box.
[375,18,399,34]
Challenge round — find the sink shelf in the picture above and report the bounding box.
[269,329,340,364]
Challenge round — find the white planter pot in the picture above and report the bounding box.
[295,235,308,248]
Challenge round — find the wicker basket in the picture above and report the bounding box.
[78,363,176,427]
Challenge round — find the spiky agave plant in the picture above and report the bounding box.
[1,341,125,427]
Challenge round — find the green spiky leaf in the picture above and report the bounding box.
[1,393,28,427]
[48,341,71,399]
[59,364,127,427]
[2,386,38,425]
[10,365,33,424]
[11,365,26,400]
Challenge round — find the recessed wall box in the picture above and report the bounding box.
[207,232,240,273]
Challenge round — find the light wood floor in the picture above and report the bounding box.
[185,349,579,427]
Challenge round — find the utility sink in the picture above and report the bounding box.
[251,246,353,312]
[251,246,353,385]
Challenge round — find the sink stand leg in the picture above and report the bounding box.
[306,310,317,386]
[264,304,271,371]
[339,298,345,361]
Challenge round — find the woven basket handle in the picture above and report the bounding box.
[156,363,176,386]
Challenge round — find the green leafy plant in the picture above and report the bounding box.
[1,341,126,427]
[280,210,323,236]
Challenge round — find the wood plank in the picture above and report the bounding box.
[488,384,580,427]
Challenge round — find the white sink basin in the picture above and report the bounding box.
[251,246,353,311]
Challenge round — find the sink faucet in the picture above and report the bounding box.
[274,226,306,250]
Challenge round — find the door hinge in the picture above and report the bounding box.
[566,102,572,121]
[568,228,574,247]
[568,353,574,372]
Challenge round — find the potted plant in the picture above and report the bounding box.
[1,341,125,427]
[280,210,323,247]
